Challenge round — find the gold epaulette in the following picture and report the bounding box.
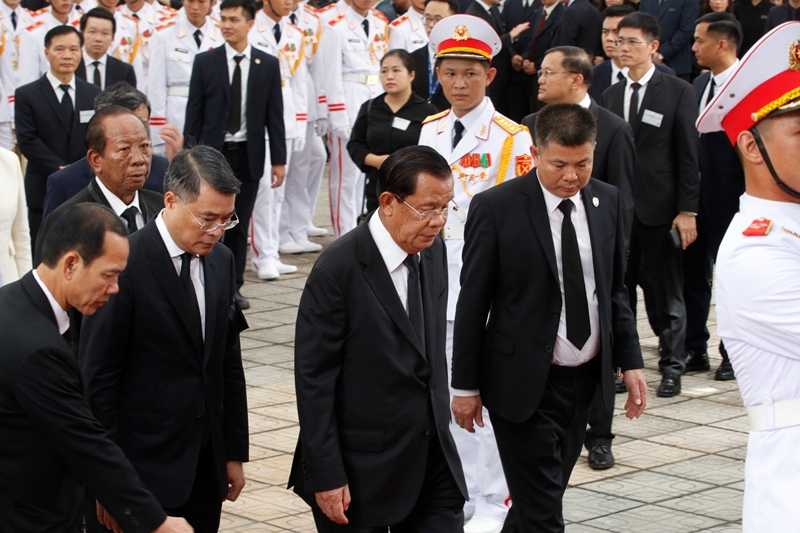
[25,19,43,31]
[30,7,47,16]
[493,114,524,135]
[390,13,408,26]
[422,109,450,124]
[155,19,176,31]
[329,13,345,25]
[371,8,388,22]
[318,3,336,12]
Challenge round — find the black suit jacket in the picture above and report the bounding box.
[76,55,137,89]
[15,76,101,210]
[0,273,166,533]
[410,45,450,112]
[639,0,698,76]
[185,46,286,181]
[551,0,601,57]
[452,176,642,422]
[600,68,699,225]
[522,98,635,241]
[288,215,467,526]
[42,155,168,219]
[503,0,543,57]
[466,1,513,104]
[765,3,796,32]
[522,2,566,69]
[693,72,744,227]
[79,221,249,508]
[588,60,676,102]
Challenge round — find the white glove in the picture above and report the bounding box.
[292,136,306,152]
[333,126,352,140]
[314,118,330,136]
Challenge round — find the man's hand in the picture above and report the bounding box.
[672,213,697,249]
[315,485,351,525]
[159,124,185,162]
[622,369,647,419]
[511,54,523,72]
[509,22,530,40]
[226,460,246,501]
[522,59,536,75]
[153,517,194,533]
[271,165,286,188]
[96,501,122,533]
[451,395,484,433]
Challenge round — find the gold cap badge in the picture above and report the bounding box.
[453,24,470,41]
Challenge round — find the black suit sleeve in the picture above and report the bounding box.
[184,56,204,144]
[222,256,249,462]
[15,87,66,170]
[606,120,635,237]
[347,100,371,173]
[264,58,287,166]
[42,171,67,219]
[673,83,700,215]
[126,64,137,88]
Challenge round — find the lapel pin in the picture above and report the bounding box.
[255,58,261,64]
[593,197,599,207]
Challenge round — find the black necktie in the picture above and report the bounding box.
[616,71,625,83]
[92,60,102,87]
[227,55,244,134]
[194,29,202,49]
[290,12,297,25]
[404,254,425,352]
[557,200,591,350]
[628,81,641,132]
[131,12,139,19]
[273,23,281,43]
[10,10,16,29]
[452,120,464,150]
[362,18,369,38]
[120,206,139,234]
[705,77,715,107]
[180,252,203,341]
[59,84,74,125]
[75,3,83,12]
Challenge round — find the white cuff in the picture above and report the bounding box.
[452,388,480,397]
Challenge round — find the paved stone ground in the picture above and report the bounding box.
[218,181,746,533]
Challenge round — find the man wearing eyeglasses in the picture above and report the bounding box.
[80,144,249,533]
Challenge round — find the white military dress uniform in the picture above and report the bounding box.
[18,8,82,87]
[698,21,800,533]
[0,3,34,118]
[417,15,533,528]
[315,0,345,24]
[148,15,219,149]
[316,4,387,237]
[247,10,309,276]
[113,2,177,93]
[0,26,12,149]
[387,8,427,52]
[71,0,97,18]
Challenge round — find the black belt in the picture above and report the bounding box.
[548,355,600,380]
[223,141,247,151]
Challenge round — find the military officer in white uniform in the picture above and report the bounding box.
[0,42,12,149]
[387,0,426,51]
[113,0,177,92]
[0,0,34,115]
[315,0,347,24]
[248,0,310,279]
[72,0,98,17]
[418,14,533,533]
[148,0,218,153]
[316,0,388,237]
[18,0,80,86]
[699,21,800,533]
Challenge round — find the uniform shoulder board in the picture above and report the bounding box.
[123,13,139,22]
[390,13,408,26]
[329,13,345,25]
[743,218,772,237]
[25,19,43,31]
[422,109,450,124]
[71,18,80,26]
[493,114,524,135]
[305,3,319,13]
[31,7,47,16]
[155,19,176,31]
[371,8,388,22]
[116,4,123,9]
[318,3,336,12]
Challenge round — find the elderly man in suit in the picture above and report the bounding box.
[80,146,249,533]
[15,25,101,248]
[639,0,697,80]
[452,103,646,533]
[0,202,191,533]
[289,146,467,532]
[77,8,137,89]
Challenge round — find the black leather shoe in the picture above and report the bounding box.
[588,444,615,470]
[615,380,627,394]
[234,291,250,310]
[715,360,736,381]
[684,349,710,372]
[657,373,681,397]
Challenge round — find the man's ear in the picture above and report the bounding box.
[486,66,497,86]
[737,130,764,166]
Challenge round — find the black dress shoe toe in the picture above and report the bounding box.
[615,380,628,394]
[234,291,250,310]
[657,373,681,398]
[588,445,615,470]
[684,349,710,372]
[715,360,736,381]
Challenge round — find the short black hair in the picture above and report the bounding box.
[94,82,151,116]
[544,46,593,87]
[39,203,128,268]
[617,12,661,42]
[80,7,116,34]
[382,49,416,73]
[535,103,597,149]
[85,105,140,155]
[164,146,241,202]
[601,4,635,20]
[44,25,83,49]
[424,0,459,15]
[696,12,742,51]
[220,0,256,20]
[378,146,452,198]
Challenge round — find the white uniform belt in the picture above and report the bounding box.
[441,225,463,240]
[746,397,800,431]
[167,86,190,97]
[342,73,378,85]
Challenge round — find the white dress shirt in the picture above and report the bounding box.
[699,59,738,115]
[95,178,145,230]
[368,211,411,312]
[155,211,206,338]
[33,270,70,335]
[610,61,628,86]
[46,71,76,110]
[224,43,251,143]
[539,174,600,366]
[83,52,107,89]
[577,93,591,109]
[623,64,655,123]
[450,97,490,153]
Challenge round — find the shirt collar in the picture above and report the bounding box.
[368,211,409,275]
[626,64,655,87]
[32,270,70,335]
[711,59,738,88]
[577,93,591,109]
[346,4,366,22]
[83,51,107,67]
[610,61,628,82]
[452,97,490,136]
[537,170,582,215]
[155,210,189,260]
[46,71,75,93]
[543,2,558,15]
[95,177,141,216]
[225,42,251,60]
[475,0,493,12]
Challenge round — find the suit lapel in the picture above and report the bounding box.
[201,254,218,367]
[419,246,436,362]
[635,69,661,138]
[41,78,71,133]
[695,71,710,107]
[216,46,231,105]
[522,175,559,284]
[657,0,674,18]
[87,177,113,208]
[580,181,606,298]
[541,3,563,33]
[76,59,87,81]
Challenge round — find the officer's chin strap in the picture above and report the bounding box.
[751,125,800,200]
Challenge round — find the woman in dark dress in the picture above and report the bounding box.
[348,49,439,214]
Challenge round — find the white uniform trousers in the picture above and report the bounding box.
[279,128,326,243]
[328,132,365,238]
[446,320,511,523]
[251,148,292,269]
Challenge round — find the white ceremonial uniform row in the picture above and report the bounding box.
[0,3,34,122]
[387,7,427,52]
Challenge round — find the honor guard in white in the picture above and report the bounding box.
[148,0,218,153]
[386,0,426,52]
[72,0,98,17]
[0,1,34,108]
[247,0,310,279]
[316,0,388,237]
[315,0,346,24]
[418,14,532,533]
[17,0,81,86]
[0,35,13,149]
[699,21,800,533]
[113,0,177,92]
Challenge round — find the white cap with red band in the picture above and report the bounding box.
[429,14,502,62]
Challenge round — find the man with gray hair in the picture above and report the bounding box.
[81,145,250,533]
